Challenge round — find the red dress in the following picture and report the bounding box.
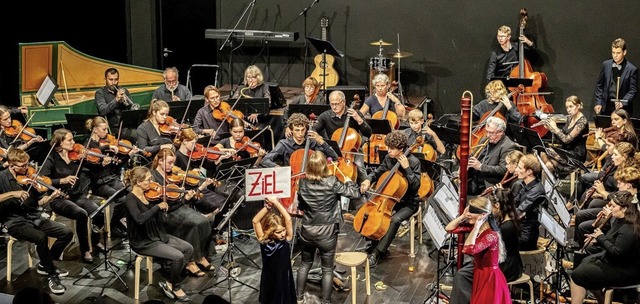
[456,225,512,304]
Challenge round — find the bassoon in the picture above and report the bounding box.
[457,91,473,269]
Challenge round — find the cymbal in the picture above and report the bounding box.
[370,39,393,46]
[388,51,413,58]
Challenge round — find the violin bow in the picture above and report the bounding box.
[210,90,244,143]
[9,113,36,146]
[22,142,58,205]
[162,149,168,217]
[74,128,95,178]
[182,139,197,189]
[173,93,196,143]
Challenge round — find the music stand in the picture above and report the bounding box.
[412,154,437,179]
[119,109,148,130]
[65,113,97,136]
[325,140,343,158]
[74,189,128,295]
[235,97,270,115]
[168,99,205,124]
[307,36,344,102]
[538,208,571,304]
[430,124,460,147]
[288,104,331,119]
[594,115,611,129]
[266,82,286,109]
[508,123,546,153]
[551,146,590,173]
[536,153,571,227]
[422,202,455,304]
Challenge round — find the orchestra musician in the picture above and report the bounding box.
[359,131,421,267]
[569,191,640,304]
[136,99,177,156]
[313,90,371,181]
[472,80,523,124]
[448,188,523,304]
[295,150,361,304]
[0,105,44,152]
[360,74,406,120]
[594,109,638,149]
[513,153,545,251]
[503,150,525,195]
[0,148,72,295]
[153,67,192,102]
[123,166,192,302]
[40,128,103,263]
[233,65,285,143]
[538,95,589,175]
[150,148,215,277]
[261,113,338,168]
[467,116,517,195]
[486,25,535,82]
[214,118,266,164]
[594,38,638,116]
[193,85,228,142]
[403,109,445,155]
[94,67,139,140]
[445,197,512,304]
[284,76,325,125]
[173,128,229,215]
[85,116,132,238]
[571,166,640,254]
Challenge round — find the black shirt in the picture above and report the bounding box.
[40,151,92,199]
[192,105,229,142]
[0,168,44,223]
[261,137,339,168]
[124,192,168,250]
[314,109,372,140]
[366,153,422,206]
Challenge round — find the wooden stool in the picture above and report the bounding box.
[335,252,371,304]
[133,254,154,300]
[49,212,87,259]
[604,284,640,304]
[409,205,423,258]
[6,236,34,281]
[507,273,534,304]
[89,194,112,238]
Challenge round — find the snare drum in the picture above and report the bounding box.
[369,57,391,71]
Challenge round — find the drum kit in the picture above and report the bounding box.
[368,38,413,95]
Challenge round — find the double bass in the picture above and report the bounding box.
[509,8,554,137]
[353,140,420,240]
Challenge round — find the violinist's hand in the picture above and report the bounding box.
[202,178,215,188]
[18,106,28,115]
[258,148,267,157]
[50,189,63,201]
[158,201,169,211]
[308,130,324,145]
[594,105,602,115]
[62,175,78,186]
[396,154,410,169]
[102,156,112,166]
[285,128,292,138]
[468,157,481,170]
[615,101,623,110]
[128,146,140,157]
[248,114,259,124]
[203,129,216,136]
[360,180,371,194]
[185,189,196,200]
[8,190,29,201]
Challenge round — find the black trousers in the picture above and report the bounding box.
[296,225,338,304]
[7,218,73,274]
[50,197,101,254]
[134,235,193,290]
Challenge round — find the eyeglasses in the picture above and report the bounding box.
[329,102,343,107]
[486,130,503,135]
[12,163,28,169]
[497,35,509,38]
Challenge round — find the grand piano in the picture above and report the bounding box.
[19,41,164,129]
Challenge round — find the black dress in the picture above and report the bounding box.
[259,240,296,304]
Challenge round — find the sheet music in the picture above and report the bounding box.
[539,208,567,247]
[434,172,459,221]
[424,206,447,249]
[543,178,571,227]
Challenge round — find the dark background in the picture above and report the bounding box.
[3,0,640,118]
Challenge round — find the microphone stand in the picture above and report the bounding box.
[299,0,320,78]
[220,0,256,97]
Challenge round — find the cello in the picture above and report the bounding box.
[328,94,360,182]
[509,8,554,137]
[281,118,316,211]
[352,140,420,240]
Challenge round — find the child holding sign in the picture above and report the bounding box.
[252,197,295,304]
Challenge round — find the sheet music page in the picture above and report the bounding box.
[36,76,57,105]
[424,206,447,249]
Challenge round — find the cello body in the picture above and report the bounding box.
[352,171,408,240]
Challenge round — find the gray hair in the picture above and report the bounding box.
[329,90,345,102]
[486,116,506,131]
[372,74,390,86]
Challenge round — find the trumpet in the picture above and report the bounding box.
[114,86,140,110]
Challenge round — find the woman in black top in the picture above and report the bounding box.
[215,118,266,166]
[295,150,361,304]
[124,166,192,302]
[136,99,175,157]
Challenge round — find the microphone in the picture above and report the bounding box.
[190,64,219,68]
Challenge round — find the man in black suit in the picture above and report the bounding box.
[467,116,517,195]
[594,38,638,116]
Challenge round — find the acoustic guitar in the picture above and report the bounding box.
[310,17,339,89]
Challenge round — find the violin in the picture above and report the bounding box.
[0,147,6,162]
[188,143,234,162]
[3,120,41,142]
[100,134,151,157]
[234,136,263,157]
[144,181,192,201]
[167,166,221,187]
[158,116,188,136]
[68,143,120,164]
[16,165,66,195]
[213,101,244,123]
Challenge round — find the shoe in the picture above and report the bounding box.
[158,281,175,299]
[333,277,350,292]
[37,264,69,277]
[48,275,66,294]
[184,267,205,277]
[111,227,127,238]
[173,291,190,302]
[82,251,94,263]
[196,262,215,272]
[93,243,107,253]
[396,222,410,238]
[368,253,379,268]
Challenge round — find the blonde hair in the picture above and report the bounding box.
[505,150,524,165]
[258,211,286,244]
[244,65,264,85]
[85,116,109,132]
[468,196,506,263]
[7,148,29,164]
[147,99,169,120]
[174,128,197,147]
[408,109,424,121]
[484,80,508,103]
[124,166,150,187]
[305,151,331,180]
[302,77,319,88]
[498,25,511,35]
[151,148,176,169]
[519,154,541,175]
